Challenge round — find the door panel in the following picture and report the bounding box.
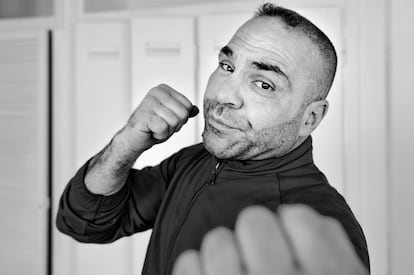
[131,17,197,168]
[0,30,49,275]
[130,17,197,273]
[74,22,132,275]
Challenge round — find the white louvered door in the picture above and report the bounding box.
[0,31,49,275]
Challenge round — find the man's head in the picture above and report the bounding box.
[202,3,337,160]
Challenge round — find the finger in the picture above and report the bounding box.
[279,204,368,275]
[235,206,295,275]
[173,250,203,275]
[152,92,192,124]
[155,84,194,119]
[189,105,199,118]
[147,114,170,141]
[153,103,183,133]
[200,227,244,275]
[158,84,193,110]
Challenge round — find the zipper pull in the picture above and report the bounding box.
[209,162,221,185]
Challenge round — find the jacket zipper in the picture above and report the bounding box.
[209,161,221,184]
[166,160,222,272]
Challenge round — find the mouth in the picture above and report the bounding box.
[207,116,240,132]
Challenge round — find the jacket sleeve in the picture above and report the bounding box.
[56,153,177,244]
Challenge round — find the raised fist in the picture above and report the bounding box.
[173,205,368,275]
[123,84,198,152]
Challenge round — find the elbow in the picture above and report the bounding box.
[55,211,120,244]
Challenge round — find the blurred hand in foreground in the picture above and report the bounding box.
[173,205,368,275]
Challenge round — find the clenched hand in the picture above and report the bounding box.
[173,205,368,275]
[84,84,198,195]
[124,84,198,152]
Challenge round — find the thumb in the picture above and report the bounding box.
[189,105,199,118]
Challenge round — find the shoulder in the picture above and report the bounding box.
[158,143,210,171]
[282,176,370,270]
[168,143,209,163]
[279,166,350,217]
[281,170,360,239]
[176,143,207,157]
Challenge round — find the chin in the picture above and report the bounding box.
[202,136,226,159]
[202,130,233,159]
[202,129,250,160]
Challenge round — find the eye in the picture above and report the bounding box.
[252,80,275,92]
[219,62,234,73]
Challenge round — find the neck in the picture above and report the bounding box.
[246,136,308,160]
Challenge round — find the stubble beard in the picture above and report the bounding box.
[202,106,304,160]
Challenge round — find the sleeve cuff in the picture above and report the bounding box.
[69,158,130,211]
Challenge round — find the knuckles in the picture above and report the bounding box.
[127,84,194,145]
[236,206,277,238]
[172,205,367,275]
[280,204,345,241]
[201,227,234,256]
[172,250,201,275]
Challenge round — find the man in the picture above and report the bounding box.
[57,3,369,275]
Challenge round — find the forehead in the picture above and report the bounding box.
[227,17,320,74]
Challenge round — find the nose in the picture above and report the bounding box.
[213,76,243,109]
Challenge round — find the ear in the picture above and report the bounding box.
[298,99,329,136]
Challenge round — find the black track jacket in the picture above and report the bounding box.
[56,137,370,274]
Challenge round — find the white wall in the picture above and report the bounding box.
[389,1,414,274]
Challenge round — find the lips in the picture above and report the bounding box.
[207,115,240,131]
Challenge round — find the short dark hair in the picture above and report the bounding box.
[255,3,337,100]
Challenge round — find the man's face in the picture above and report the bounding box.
[202,17,323,160]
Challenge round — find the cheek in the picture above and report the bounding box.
[204,70,221,99]
[249,93,305,128]
[244,100,286,130]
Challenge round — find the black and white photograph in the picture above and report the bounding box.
[0,0,412,274]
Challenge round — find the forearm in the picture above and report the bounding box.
[57,124,170,241]
[85,84,197,196]
[85,127,145,196]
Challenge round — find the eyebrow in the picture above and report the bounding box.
[252,61,289,81]
[219,46,233,57]
[219,46,290,83]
